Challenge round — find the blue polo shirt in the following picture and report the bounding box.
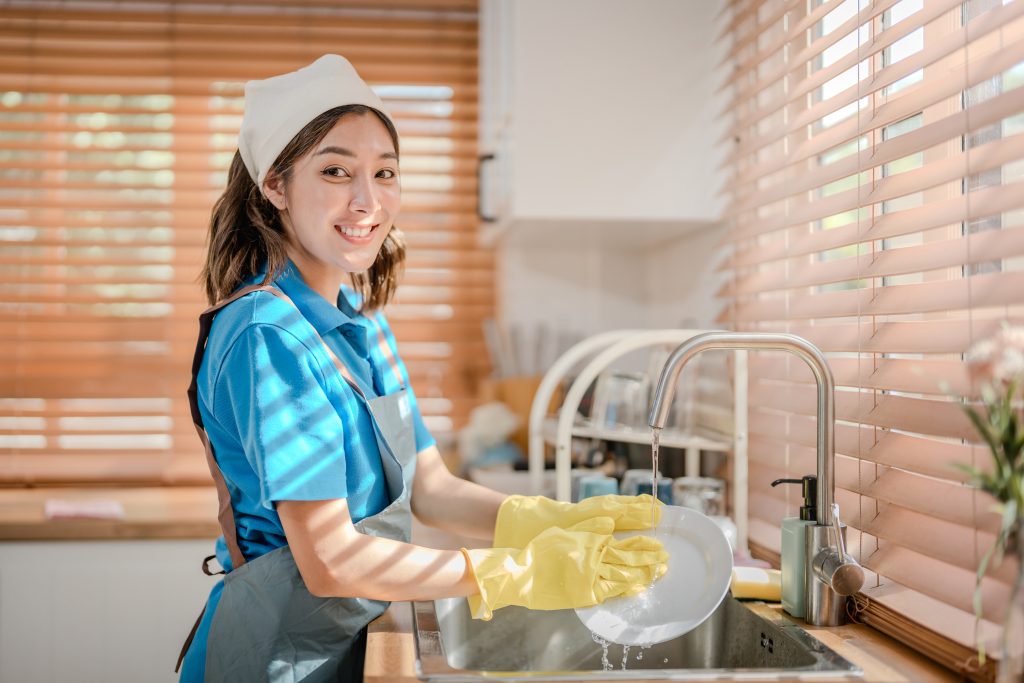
[199,260,434,568]
[179,261,434,682]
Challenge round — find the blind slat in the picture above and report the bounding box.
[722,223,1024,295]
[748,380,976,441]
[729,86,1024,222]
[730,10,1024,180]
[748,410,983,484]
[728,0,965,133]
[723,270,1024,323]
[745,355,972,396]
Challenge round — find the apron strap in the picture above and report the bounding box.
[368,314,406,390]
[174,603,207,673]
[187,283,369,571]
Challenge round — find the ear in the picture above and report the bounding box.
[262,172,288,211]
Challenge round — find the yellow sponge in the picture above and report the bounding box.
[730,567,782,601]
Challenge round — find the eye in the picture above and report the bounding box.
[322,166,348,178]
[377,169,397,180]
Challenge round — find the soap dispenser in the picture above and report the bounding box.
[770,475,817,619]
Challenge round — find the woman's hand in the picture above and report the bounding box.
[493,494,662,548]
[461,517,668,620]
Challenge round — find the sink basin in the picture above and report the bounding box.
[412,596,862,680]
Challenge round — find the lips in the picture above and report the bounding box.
[334,223,379,244]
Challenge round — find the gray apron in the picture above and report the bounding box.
[181,284,417,682]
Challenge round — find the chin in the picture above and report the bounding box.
[341,256,379,273]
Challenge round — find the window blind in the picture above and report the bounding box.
[719,0,1023,677]
[0,0,489,485]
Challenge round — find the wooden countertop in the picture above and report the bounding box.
[364,601,960,683]
[0,490,968,681]
[0,487,220,540]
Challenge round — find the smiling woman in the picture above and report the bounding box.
[176,54,667,683]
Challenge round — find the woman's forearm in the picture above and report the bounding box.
[279,497,480,602]
[411,445,508,540]
[317,532,478,601]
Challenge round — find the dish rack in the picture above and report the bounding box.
[526,329,751,553]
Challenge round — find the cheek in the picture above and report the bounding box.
[381,186,402,217]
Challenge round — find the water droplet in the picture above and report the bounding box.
[590,631,612,671]
[621,644,631,670]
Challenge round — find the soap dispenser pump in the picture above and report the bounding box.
[771,475,817,619]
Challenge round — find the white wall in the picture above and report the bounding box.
[644,226,730,330]
[498,227,726,344]
[0,540,216,683]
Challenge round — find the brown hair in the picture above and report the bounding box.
[200,105,405,310]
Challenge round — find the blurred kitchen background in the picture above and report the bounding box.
[2,0,1023,681]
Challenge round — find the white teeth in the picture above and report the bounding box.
[338,225,372,238]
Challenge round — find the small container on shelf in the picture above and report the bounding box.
[636,479,673,505]
[577,475,619,501]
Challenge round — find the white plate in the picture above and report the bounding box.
[575,504,733,646]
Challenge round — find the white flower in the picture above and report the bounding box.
[966,324,1024,386]
[966,338,997,365]
[994,347,1024,385]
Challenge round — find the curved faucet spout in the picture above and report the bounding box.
[648,331,836,527]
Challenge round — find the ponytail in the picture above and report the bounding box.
[200,152,289,304]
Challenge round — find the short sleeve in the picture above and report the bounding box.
[212,323,350,508]
[368,311,436,452]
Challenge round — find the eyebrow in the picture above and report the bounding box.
[315,145,398,161]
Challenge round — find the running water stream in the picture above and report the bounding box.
[651,426,662,534]
[586,426,665,673]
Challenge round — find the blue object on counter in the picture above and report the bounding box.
[636,479,673,505]
[578,475,618,500]
[472,442,524,469]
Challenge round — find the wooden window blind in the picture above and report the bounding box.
[0,0,490,485]
[719,0,1023,677]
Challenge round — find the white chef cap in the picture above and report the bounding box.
[237,54,390,190]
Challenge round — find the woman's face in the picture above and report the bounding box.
[266,112,400,282]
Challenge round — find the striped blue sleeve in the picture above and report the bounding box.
[213,323,350,507]
[370,311,436,452]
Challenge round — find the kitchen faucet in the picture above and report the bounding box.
[648,331,864,627]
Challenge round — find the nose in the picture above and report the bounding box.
[349,173,380,214]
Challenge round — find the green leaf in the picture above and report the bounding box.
[964,405,1001,455]
[973,542,996,665]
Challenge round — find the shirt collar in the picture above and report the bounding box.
[254,260,371,356]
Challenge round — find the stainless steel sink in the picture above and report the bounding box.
[412,596,862,680]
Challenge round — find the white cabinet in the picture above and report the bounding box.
[478,0,728,247]
[0,540,215,683]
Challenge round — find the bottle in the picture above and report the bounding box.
[770,475,817,620]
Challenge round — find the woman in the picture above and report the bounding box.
[177,54,667,682]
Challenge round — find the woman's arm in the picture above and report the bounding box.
[410,445,508,541]
[278,497,480,601]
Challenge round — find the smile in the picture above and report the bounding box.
[335,224,379,243]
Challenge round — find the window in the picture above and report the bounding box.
[0,0,489,484]
[720,0,1024,677]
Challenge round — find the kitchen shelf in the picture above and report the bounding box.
[527,328,750,553]
[539,416,731,452]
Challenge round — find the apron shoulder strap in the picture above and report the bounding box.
[186,283,369,572]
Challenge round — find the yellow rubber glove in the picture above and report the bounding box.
[461,517,668,620]
[493,493,662,548]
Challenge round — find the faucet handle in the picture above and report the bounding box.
[830,502,847,557]
[818,502,864,597]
